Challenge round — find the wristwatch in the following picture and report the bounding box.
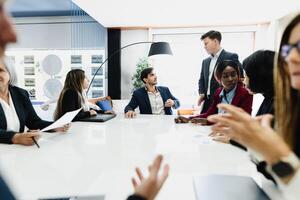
[270,153,300,178]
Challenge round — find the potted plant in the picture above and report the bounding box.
[131,57,151,91]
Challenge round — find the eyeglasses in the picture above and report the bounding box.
[281,40,300,59]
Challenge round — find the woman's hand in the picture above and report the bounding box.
[209,131,219,137]
[131,155,169,200]
[12,131,40,146]
[190,118,208,125]
[174,116,190,123]
[90,110,97,116]
[208,104,291,164]
[104,110,115,114]
[97,96,111,102]
[212,133,230,143]
[52,123,71,133]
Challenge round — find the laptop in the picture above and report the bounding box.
[78,114,116,122]
[39,195,105,200]
[193,175,270,200]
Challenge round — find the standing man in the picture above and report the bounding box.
[125,67,180,118]
[198,30,242,113]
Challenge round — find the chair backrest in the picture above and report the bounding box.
[177,109,194,115]
[33,101,57,121]
[112,99,140,114]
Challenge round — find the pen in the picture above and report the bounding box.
[31,136,40,148]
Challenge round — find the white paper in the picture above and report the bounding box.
[41,108,82,132]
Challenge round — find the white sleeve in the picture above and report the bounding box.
[88,102,100,110]
[271,168,300,200]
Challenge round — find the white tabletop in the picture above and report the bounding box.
[0,114,260,200]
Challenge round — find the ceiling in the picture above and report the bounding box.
[7,0,80,17]
[72,0,300,28]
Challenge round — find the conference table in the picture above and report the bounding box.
[0,114,269,200]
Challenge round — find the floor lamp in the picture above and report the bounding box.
[86,41,172,94]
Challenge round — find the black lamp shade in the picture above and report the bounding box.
[86,41,172,94]
[148,42,173,57]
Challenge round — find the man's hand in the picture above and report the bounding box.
[125,110,136,118]
[164,99,174,107]
[197,94,205,106]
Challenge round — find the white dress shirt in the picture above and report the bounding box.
[81,91,100,111]
[146,88,165,115]
[0,93,20,132]
[207,48,223,96]
[218,85,237,113]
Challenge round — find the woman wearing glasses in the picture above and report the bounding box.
[208,14,300,200]
[175,60,253,124]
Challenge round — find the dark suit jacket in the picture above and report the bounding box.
[198,49,242,97]
[192,83,253,119]
[59,89,92,121]
[256,94,274,116]
[0,86,52,144]
[124,86,180,115]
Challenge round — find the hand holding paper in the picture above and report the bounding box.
[41,108,82,132]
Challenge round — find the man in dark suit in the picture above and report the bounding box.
[125,67,180,117]
[198,30,242,113]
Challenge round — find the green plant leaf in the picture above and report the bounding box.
[131,57,151,91]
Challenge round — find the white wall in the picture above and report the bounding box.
[152,28,255,106]
[274,12,299,50]
[121,29,149,98]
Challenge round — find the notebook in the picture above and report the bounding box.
[193,175,270,200]
[78,114,116,122]
[96,100,112,111]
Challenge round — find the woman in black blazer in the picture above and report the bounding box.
[54,69,113,121]
[0,62,68,145]
[242,50,275,116]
